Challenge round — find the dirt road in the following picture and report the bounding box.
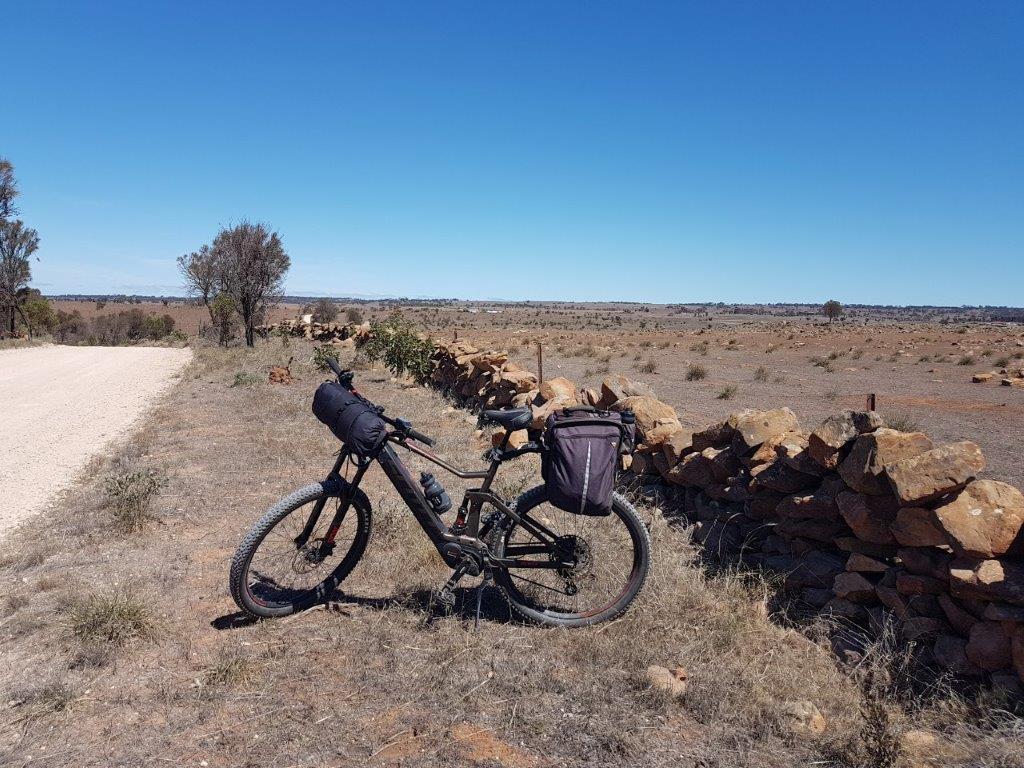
[0,345,193,540]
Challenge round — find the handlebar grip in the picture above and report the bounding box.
[408,428,435,447]
[326,357,344,377]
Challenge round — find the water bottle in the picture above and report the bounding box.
[419,472,452,514]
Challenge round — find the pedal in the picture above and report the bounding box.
[434,586,457,611]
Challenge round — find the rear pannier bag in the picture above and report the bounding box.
[312,381,388,456]
[542,406,634,516]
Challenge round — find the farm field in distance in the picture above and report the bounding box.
[52,297,1024,487]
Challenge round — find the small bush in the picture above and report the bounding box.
[957,355,975,366]
[994,356,1010,368]
[104,469,167,532]
[686,363,707,381]
[690,340,709,356]
[231,371,261,387]
[313,345,339,372]
[753,366,769,383]
[638,360,657,374]
[716,385,738,400]
[69,587,153,648]
[360,311,434,383]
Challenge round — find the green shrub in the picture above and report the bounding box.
[231,371,261,387]
[313,345,340,372]
[360,311,434,382]
[686,363,707,381]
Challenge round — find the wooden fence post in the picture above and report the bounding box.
[537,342,544,384]
[867,393,876,411]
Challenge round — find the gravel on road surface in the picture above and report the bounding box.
[0,345,193,541]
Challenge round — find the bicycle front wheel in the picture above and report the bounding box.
[489,485,650,627]
[229,483,371,618]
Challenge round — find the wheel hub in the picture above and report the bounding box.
[291,538,328,574]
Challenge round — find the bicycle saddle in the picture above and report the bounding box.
[481,407,532,432]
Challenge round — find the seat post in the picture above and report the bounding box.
[478,429,510,492]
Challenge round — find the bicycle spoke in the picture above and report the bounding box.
[244,496,359,608]
[502,499,637,618]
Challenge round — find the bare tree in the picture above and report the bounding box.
[0,220,39,335]
[211,222,289,346]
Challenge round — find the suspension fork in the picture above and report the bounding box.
[294,451,368,553]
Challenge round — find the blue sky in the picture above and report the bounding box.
[4,2,1022,305]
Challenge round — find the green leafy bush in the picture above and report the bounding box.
[359,311,434,382]
[313,345,340,372]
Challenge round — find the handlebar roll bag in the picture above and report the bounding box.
[312,381,388,456]
[541,407,631,517]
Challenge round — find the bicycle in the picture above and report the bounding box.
[228,358,651,627]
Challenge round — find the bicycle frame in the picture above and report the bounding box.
[296,429,575,571]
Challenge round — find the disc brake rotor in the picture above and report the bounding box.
[291,538,327,574]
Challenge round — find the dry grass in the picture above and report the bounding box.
[686,363,708,381]
[0,337,1019,767]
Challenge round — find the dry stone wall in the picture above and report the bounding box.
[428,339,1024,691]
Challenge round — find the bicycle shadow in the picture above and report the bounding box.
[211,584,521,631]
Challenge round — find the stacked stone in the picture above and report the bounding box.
[429,341,538,410]
[257,319,367,344]
[629,405,1024,691]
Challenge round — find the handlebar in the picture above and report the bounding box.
[327,360,436,447]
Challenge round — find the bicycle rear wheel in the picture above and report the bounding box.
[489,485,650,627]
[229,483,371,618]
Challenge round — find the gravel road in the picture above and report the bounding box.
[0,345,193,541]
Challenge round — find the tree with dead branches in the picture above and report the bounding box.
[177,244,220,325]
[181,222,289,347]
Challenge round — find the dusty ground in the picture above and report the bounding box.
[0,338,1018,768]
[0,345,193,540]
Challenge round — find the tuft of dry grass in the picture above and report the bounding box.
[716,385,738,400]
[67,586,154,649]
[686,363,708,381]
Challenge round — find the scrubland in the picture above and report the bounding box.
[1,334,1021,767]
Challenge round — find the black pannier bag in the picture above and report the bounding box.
[312,381,388,456]
[542,406,635,516]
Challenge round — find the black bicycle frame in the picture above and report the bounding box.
[298,430,575,570]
